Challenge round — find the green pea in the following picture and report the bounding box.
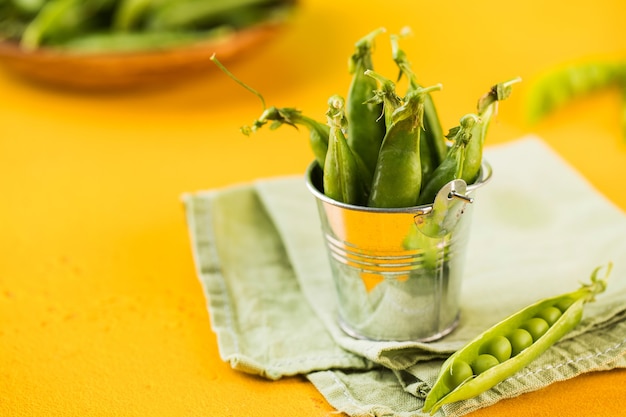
[555,297,576,313]
[508,328,533,356]
[536,306,562,326]
[444,359,473,389]
[520,317,550,341]
[472,354,499,375]
[479,336,512,362]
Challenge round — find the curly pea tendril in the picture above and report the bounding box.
[422,262,613,415]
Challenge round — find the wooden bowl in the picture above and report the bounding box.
[0,22,284,91]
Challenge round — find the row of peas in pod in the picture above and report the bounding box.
[222,27,520,208]
[0,0,296,53]
[422,263,612,415]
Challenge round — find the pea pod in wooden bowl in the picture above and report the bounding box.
[0,0,297,90]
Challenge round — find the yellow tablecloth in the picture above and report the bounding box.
[1,1,625,416]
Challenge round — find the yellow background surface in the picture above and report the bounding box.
[1,0,625,416]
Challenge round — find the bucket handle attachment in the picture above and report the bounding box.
[413,179,473,238]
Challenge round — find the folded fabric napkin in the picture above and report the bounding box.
[182,136,626,417]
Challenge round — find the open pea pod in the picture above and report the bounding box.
[423,263,612,415]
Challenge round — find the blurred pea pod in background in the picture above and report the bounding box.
[0,0,298,89]
[0,0,297,52]
[525,59,626,141]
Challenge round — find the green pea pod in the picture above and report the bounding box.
[346,27,387,177]
[10,0,46,15]
[423,263,612,415]
[622,85,626,141]
[20,0,115,49]
[461,77,521,184]
[243,106,330,170]
[146,0,294,31]
[0,2,29,41]
[391,32,446,181]
[20,0,81,49]
[526,60,626,125]
[55,28,225,53]
[367,83,442,208]
[323,95,365,205]
[112,0,156,31]
[417,114,479,205]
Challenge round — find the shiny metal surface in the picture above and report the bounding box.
[306,161,492,342]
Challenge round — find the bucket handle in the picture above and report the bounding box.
[413,179,474,238]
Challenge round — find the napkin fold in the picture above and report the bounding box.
[183,136,626,417]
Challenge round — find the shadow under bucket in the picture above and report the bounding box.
[306,161,493,342]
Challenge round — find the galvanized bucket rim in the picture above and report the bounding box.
[305,160,493,214]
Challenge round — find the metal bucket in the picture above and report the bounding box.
[305,161,492,342]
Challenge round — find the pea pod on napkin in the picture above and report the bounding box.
[423,263,613,415]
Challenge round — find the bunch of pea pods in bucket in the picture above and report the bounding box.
[213,27,614,413]
[225,27,520,343]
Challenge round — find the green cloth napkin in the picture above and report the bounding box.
[182,136,626,417]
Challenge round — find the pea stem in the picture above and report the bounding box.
[387,84,442,132]
[241,106,330,169]
[210,53,266,110]
[348,26,385,75]
[363,69,403,129]
[477,76,522,114]
[576,262,612,302]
